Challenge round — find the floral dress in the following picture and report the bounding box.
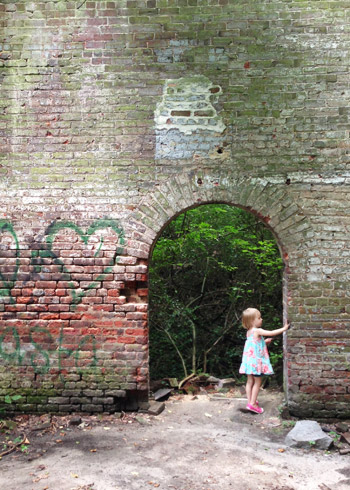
[239,328,274,376]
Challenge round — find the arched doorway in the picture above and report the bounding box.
[133,170,314,413]
[148,203,285,395]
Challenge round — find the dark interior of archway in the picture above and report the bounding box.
[149,204,283,386]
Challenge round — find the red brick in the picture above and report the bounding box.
[35,281,57,289]
[5,305,27,312]
[48,305,70,312]
[125,328,145,336]
[117,337,136,344]
[17,297,34,304]
[39,313,60,320]
[27,305,48,312]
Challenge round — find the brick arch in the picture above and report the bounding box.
[129,171,314,259]
[129,171,315,411]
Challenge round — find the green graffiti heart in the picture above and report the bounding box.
[43,219,125,309]
[0,220,20,304]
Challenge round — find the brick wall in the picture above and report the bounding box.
[1,0,350,417]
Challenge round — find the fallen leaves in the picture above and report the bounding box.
[32,473,49,483]
[71,485,95,490]
[0,420,17,431]
[0,433,28,459]
[30,466,49,483]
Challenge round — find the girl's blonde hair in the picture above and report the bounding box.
[242,308,260,330]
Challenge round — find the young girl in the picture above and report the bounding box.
[239,308,289,414]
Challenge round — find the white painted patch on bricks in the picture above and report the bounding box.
[155,75,226,135]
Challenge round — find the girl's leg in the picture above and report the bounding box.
[246,375,254,405]
[250,376,263,407]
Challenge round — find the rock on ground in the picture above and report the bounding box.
[285,420,333,449]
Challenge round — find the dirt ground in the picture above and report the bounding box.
[1,390,350,490]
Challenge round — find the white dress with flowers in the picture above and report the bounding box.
[239,328,274,376]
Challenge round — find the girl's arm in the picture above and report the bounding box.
[255,322,289,337]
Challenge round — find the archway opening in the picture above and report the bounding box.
[149,203,284,392]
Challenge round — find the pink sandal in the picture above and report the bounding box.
[246,403,264,414]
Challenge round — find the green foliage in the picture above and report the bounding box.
[0,394,22,414]
[0,394,22,436]
[329,431,341,443]
[4,395,21,405]
[149,204,283,380]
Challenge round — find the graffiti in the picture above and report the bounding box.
[0,218,126,378]
[0,220,20,304]
[0,324,98,381]
[0,218,125,309]
[44,218,125,308]
[29,326,52,375]
[0,326,22,364]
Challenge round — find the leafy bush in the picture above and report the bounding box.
[149,204,283,381]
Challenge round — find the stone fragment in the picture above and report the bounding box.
[135,416,150,425]
[148,401,165,416]
[150,380,168,392]
[335,422,349,433]
[339,448,350,455]
[138,401,150,412]
[69,416,82,426]
[340,432,350,445]
[218,378,235,389]
[285,420,333,450]
[153,388,172,401]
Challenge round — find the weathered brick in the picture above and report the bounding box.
[0,0,350,418]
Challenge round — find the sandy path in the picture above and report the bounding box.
[0,391,349,490]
